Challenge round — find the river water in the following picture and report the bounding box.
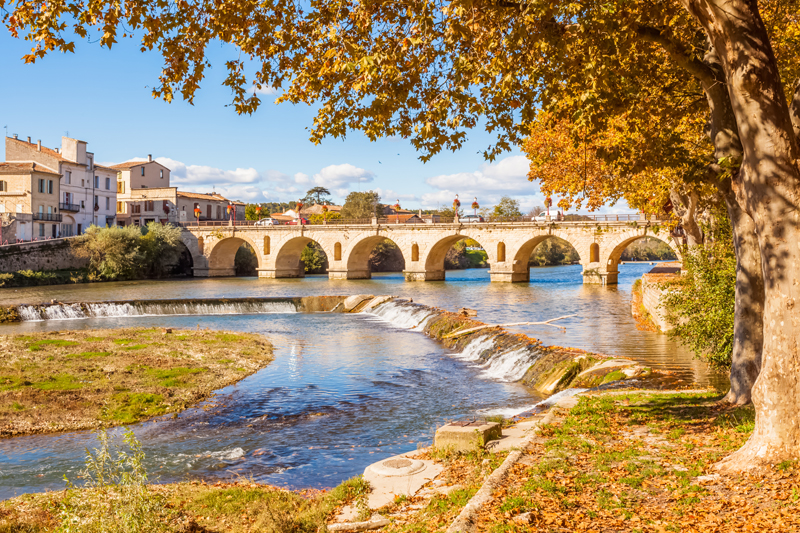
[0,264,726,499]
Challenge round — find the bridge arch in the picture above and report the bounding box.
[491,234,583,282]
[406,233,494,281]
[204,234,263,276]
[333,235,406,280]
[272,236,331,278]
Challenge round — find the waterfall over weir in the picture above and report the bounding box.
[366,299,548,383]
[17,298,300,322]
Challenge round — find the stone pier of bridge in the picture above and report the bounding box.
[179,220,680,285]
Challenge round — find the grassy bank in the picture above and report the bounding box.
[0,269,89,288]
[1,475,371,533]
[0,328,273,438]
[477,392,799,532]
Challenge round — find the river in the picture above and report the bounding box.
[0,264,727,499]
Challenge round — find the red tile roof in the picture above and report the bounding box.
[0,162,62,176]
[176,191,231,202]
[6,137,71,164]
[109,160,150,170]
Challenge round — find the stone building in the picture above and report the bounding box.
[0,162,62,242]
[113,156,245,225]
[4,135,117,236]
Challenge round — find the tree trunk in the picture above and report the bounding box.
[702,45,763,405]
[669,189,704,245]
[718,180,764,405]
[791,78,800,144]
[680,0,800,470]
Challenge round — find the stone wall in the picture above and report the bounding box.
[0,238,88,272]
[640,273,680,332]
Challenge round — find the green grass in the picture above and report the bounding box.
[33,374,83,391]
[147,367,207,387]
[122,344,148,350]
[28,339,80,351]
[0,376,29,391]
[215,333,246,342]
[104,393,166,423]
[601,370,626,384]
[68,351,112,359]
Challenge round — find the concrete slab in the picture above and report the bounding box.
[362,451,444,509]
[361,295,394,311]
[344,294,375,312]
[434,422,501,453]
[485,417,543,452]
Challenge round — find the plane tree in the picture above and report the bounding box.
[4,0,800,470]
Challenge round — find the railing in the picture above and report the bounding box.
[32,213,63,222]
[0,236,75,247]
[176,213,669,229]
[59,202,81,212]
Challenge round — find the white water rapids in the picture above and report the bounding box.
[366,300,545,383]
[17,300,298,322]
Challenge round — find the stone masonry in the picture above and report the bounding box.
[180,220,680,285]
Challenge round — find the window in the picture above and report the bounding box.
[0,180,6,192]
[94,195,98,209]
[105,177,110,190]
[94,176,99,188]
[217,205,221,219]
[160,170,163,179]
[145,200,154,212]
[47,205,52,214]
[65,171,71,184]
[81,200,85,209]
[141,167,145,176]
[39,205,44,214]
[117,201,124,213]
[47,180,54,194]
[105,197,110,210]
[81,179,85,187]
[38,179,45,193]
[117,181,125,193]
[39,223,45,237]
[207,205,211,219]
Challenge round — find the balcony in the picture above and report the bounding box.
[59,202,81,212]
[33,213,63,222]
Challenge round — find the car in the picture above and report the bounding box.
[287,217,308,225]
[254,218,279,226]
[461,215,484,223]
[531,212,548,222]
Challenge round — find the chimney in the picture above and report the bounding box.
[13,134,17,139]
[27,136,31,143]
[148,154,152,162]
[37,140,42,151]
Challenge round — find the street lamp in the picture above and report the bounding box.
[226,204,234,226]
[472,197,479,216]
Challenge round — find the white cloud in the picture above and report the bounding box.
[425,155,533,194]
[252,84,279,95]
[312,163,375,189]
[156,157,261,186]
[374,188,418,204]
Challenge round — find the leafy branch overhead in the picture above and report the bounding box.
[8,0,797,161]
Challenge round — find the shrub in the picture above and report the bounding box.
[661,216,735,369]
[59,429,174,533]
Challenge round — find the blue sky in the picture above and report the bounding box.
[0,30,631,214]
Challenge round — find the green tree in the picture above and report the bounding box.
[492,196,522,218]
[300,242,328,273]
[139,222,183,278]
[341,191,382,219]
[302,187,332,205]
[71,225,143,281]
[308,212,342,225]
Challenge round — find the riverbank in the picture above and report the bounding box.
[4,390,794,532]
[0,328,273,438]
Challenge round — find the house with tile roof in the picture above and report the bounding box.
[4,135,117,237]
[0,162,63,242]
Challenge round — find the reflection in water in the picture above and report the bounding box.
[0,264,727,499]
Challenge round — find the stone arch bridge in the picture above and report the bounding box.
[180,220,679,285]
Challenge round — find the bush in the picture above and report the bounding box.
[661,217,735,369]
[59,428,174,533]
[71,223,183,281]
[308,212,342,224]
